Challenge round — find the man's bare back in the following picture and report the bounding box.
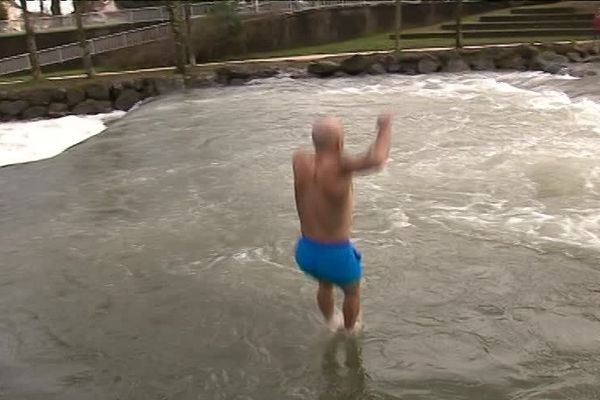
[292,114,393,332]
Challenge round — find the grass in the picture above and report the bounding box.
[239,34,593,60]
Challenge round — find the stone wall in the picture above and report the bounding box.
[0,75,189,121]
[2,41,597,123]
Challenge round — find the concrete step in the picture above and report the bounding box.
[510,7,577,14]
[391,28,594,40]
[480,13,594,22]
[441,21,591,31]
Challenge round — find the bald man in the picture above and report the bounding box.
[293,114,393,333]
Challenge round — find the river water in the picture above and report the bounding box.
[1,70,600,400]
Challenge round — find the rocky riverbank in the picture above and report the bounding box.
[1,42,599,122]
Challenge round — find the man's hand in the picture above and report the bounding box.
[377,113,393,131]
[341,113,394,174]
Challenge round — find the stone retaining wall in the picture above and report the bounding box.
[1,41,599,122]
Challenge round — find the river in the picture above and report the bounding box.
[1,70,600,400]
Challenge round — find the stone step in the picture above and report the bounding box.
[510,7,577,14]
[391,28,594,40]
[480,13,594,22]
[441,21,591,31]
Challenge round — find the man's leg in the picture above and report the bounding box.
[342,282,360,331]
[317,280,334,322]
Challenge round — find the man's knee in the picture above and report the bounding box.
[342,281,360,297]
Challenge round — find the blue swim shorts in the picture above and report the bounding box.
[295,236,362,287]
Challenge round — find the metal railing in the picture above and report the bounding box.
[0,1,386,34]
[0,23,171,75]
[0,1,390,76]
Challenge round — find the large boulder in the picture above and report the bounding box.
[114,89,141,111]
[123,79,144,91]
[397,53,423,74]
[529,56,563,74]
[367,63,386,75]
[151,77,185,95]
[110,82,125,100]
[0,100,29,117]
[21,105,48,120]
[251,67,279,80]
[340,54,373,75]
[48,102,69,117]
[72,99,113,115]
[84,83,111,100]
[185,75,214,88]
[307,61,340,77]
[22,88,53,106]
[540,51,569,66]
[444,57,470,73]
[468,53,495,71]
[215,66,252,83]
[512,44,540,59]
[566,52,584,63]
[66,87,86,107]
[496,54,526,70]
[417,56,441,74]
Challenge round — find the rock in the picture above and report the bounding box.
[22,88,54,106]
[123,79,144,91]
[72,99,113,115]
[496,55,526,70]
[21,105,48,120]
[51,88,67,102]
[585,70,598,76]
[185,75,214,88]
[229,78,247,86]
[84,83,111,100]
[110,82,125,100]
[215,66,251,83]
[540,51,569,66]
[66,87,86,107]
[544,63,563,74]
[307,61,340,77]
[385,63,401,73]
[367,63,386,75]
[417,57,440,74]
[251,67,279,79]
[151,77,185,94]
[0,100,29,117]
[114,89,140,111]
[333,71,348,78]
[141,78,158,98]
[468,54,495,71]
[512,44,540,59]
[566,52,583,63]
[444,57,470,73]
[397,53,422,74]
[340,54,373,75]
[48,102,69,117]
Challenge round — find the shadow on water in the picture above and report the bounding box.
[320,335,372,400]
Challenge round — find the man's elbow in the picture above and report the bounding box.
[371,152,387,168]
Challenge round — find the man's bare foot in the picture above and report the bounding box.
[326,309,344,332]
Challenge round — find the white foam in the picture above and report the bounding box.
[0,111,124,167]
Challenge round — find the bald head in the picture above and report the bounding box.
[312,117,343,153]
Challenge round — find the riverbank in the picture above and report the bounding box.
[1,40,599,122]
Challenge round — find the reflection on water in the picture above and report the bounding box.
[320,336,369,400]
[1,70,600,399]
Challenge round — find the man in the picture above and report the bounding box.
[293,114,393,333]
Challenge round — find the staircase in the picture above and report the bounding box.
[392,3,596,41]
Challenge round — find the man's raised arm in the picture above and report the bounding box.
[341,113,393,174]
